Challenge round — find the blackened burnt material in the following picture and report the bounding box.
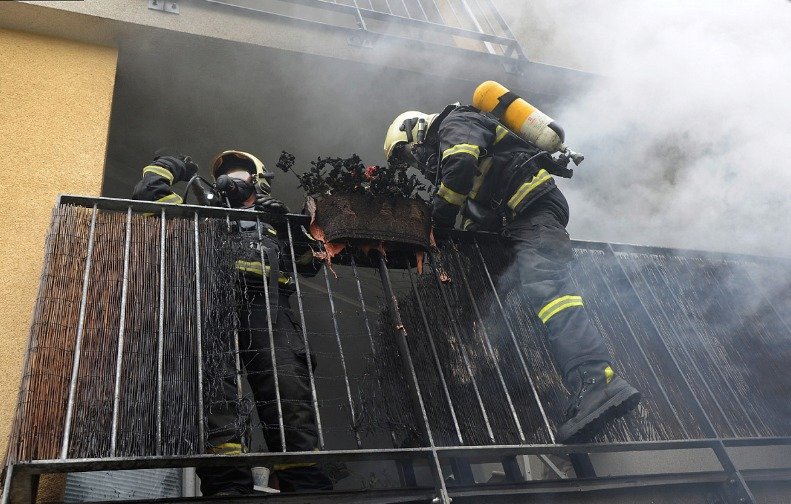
[314,193,431,249]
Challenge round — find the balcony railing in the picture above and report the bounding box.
[2,195,790,503]
[203,0,527,59]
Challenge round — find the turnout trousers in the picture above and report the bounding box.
[197,289,331,495]
[505,188,611,378]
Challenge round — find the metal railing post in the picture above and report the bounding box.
[450,242,525,444]
[285,221,324,449]
[256,217,286,452]
[350,255,400,446]
[194,212,205,452]
[320,245,362,448]
[156,208,166,455]
[110,207,133,456]
[430,250,495,443]
[472,239,555,442]
[376,254,450,504]
[405,264,464,445]
[607,244,755,504]
[60,204,98,459]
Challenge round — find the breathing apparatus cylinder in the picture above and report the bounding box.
[473,80,568,154]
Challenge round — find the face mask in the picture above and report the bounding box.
[215,173,256,207]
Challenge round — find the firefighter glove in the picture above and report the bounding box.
[431,196,457,229]
[255,194,290,214]
[152,155,199,183]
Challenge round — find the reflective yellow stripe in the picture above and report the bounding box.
[605,365,614,384]
[538,295,583,323]
[234,260,291,284]
[267,227,277,236]
[155,193,183,204]
[469,158,493,200]
[273,462,318,471]
[207,442,245,455]
[442,143,480,160]
[143,165,174,184]
[462,218,474,230]
[494,125,509,144]
[507,169,552,211]
[437,182,467,207]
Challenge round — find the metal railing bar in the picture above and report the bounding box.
[110,207,133,456]
[349,0,368,30]
[156,209,165,455]
[414,0,431,22]
[587,248,691,438]
[444,0,464,29]
[223,215,245,412]
[472,240,555,443]
[0,463,12,504]
[194,212,206,453]
[60,204,98,460]
[15,447,435,472]
[619,250,739,437]
[320,245,362,448]
[538,454,568,479]
[429,250,495,443]
[721,436,791,447]
[604,240,791,267]
[457,0,495,54]
[256,217,286,452]
[742,262,791,337]
[671,258,761,434]
[285,220,324,449]
[470,0,497,40]
[405,264,464,445]
[349,256,399,446]
[14,438,790,473]
[206,0,520,45]
[357,5,515,43]
[59,195,310,226]
[398,0,412,18]
[427,0,446,25]
[449,243,525,443]
[481,0,527,59]
[376,255,450,504]
[607,244,755,504]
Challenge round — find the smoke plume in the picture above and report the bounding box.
[503,0,791,257]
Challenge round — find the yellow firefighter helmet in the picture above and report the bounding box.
[210,150,271,193]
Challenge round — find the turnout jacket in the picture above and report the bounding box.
[132,164,321,293]
[432,105,558,229]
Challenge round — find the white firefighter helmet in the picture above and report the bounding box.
[384,111,436,162]
[383,104,459,162]
[210,150,271,193]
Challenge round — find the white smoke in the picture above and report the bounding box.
[504,0,791,257]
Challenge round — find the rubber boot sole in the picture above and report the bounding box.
[557,385,641,444]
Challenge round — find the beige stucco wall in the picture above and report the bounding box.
[0,28,117,500]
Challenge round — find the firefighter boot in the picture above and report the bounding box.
[557,361,640,443]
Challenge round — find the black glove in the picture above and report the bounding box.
[255,194,290,214]
[152,155,198,183]
[431,196,457,229]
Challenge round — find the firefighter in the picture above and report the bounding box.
[384,107,641,443]
[132,151,331,495]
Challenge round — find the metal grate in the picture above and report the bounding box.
[2,195,790,504]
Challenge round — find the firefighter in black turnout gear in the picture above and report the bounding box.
[132,151,331,495]
[384,106,641,443]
